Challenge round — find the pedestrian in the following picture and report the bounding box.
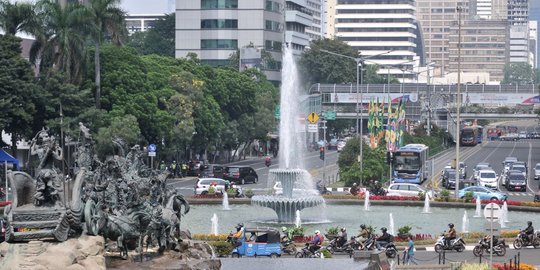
[404,234,418,265]
[171,160,177,178]
[181,162,188,177]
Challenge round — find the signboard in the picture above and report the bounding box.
[307,124,318,133]
[307,112,319,124]
[274,105,280,119]
[463,93,540,105]
[324,111,336,120]
[329,93,418,104]
[148,144,157,152]
[148,152,156,157]
[484,221,501,236]
[240,47,262,70]
[483,203,501,221]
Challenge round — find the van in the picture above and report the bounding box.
[200,164,224,178]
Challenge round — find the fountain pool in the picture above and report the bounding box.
[182,204,540,236]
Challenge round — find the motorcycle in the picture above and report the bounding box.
[370,187,387,196]
[473,237,506,257]
[513,230,540,249]
[359,235,376,251]
[265,158,271,167]
[316,181,332,195]
[325,236,354,254]
[434,234,466,253]
[281,239,297,255]
[295,243,321,258]
[382,242,398,258]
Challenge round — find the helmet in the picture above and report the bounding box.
[448,223,454,228]
[381,227,387,233]
[315,230,320,235]
[281,226,287,232]
[360,224,366,229]
[353,183,358,186]
[341,227,346,232]
[528,221,532,226]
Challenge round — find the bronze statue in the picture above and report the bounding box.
[30,128,63,206]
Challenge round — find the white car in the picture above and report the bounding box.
[519,131,527,139]
[193,178,227,195]
[386,183,436,200]
[477,169,498,189]
[337,140,346,152]
[534,163,540,180]
[473,163,491,180]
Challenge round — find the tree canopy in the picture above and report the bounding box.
[502,63,535,84]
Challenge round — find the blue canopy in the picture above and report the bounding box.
[0,149,19,170]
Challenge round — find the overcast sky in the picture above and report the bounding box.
[119,0,175,15]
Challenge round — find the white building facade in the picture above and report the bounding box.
[330,0,424,82]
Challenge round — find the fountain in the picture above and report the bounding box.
[462,211,469,233]
[389,213,395,236]
[499,213,507,228]
[211,213,218,236]
[250,46,324,223]
[364,191,371,211]
[474,196,482,217]
[222,192,230,211]
[502,201,509,222]
[422,194,431,213]
[295,210,302,228]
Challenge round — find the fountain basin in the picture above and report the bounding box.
[251,195,325,223]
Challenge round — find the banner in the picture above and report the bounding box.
[463,93,540,104]
[239,47,262,70]
[330,93,418,104]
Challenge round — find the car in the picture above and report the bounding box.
[530,132,540,139]
[477,169,498,189]
[535,190,540,202]
[193,178,227,195]
[458,186,508,201]
[337,140,346,152]
[500,133,519,141]
[503,157,518,173]
[518,131,527,139]
[386,183,437,199]
[442,169,466,189]
[509,164,527,178]
[505,172,527,191]
[328,138,339,150]
[534,163,540,180]
[224,166,258,185]
[473,163,491,180]
[199,164,225,178]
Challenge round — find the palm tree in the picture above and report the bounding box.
[0,0,36,35]
[29,0,89,82]
[85,0,125,109]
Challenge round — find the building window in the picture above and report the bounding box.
[265,0,282,13]
[265,40,282,51]
[201,59,231,67]
[265,20,282,32]
[201,39,238,49]
[201,19,238,29]
[201,0,238,9]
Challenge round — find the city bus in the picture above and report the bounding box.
[460,126,483,146]
[392,144,431,184]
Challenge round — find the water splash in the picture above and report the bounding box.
[422,194,431,213]
[222,192,230,211]
[389,213,395,236]
[364,191,371,211]
[295,210,302,228]
[502,201,509,223]
[462,211,469,233]
[211,213,218,236]
[474,196,482,217]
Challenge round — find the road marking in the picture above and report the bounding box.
[527,141,535,193]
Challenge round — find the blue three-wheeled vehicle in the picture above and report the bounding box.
[231,227,282,258]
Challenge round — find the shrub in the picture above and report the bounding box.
[501,230,520,238]
[208,185,216,195]
[440,189,450,197]
[226,188,236,197]
[320,249,332,258]
[417,191,425,201]
[244,188,254,198]
[209,241,232,257]
[457,263,491,270]
[292,226,305,236]
[492,263,535,270]
[326,226,339,235]
[398,225,412,236]
[463,191,474,202]
[192,233,229,241]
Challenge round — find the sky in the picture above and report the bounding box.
[119,0,175,15]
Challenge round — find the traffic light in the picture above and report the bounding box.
[319,147,325,160]
[386,152,393,165]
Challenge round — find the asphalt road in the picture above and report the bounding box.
[167,149,340,196]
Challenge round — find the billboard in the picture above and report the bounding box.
[239,47,262,70]
[329,93,419,103]
[463,93,540,104]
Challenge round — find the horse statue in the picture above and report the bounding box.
[146,193,190,252]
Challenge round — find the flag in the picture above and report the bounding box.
[385,96,393,152]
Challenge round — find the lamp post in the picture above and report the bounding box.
[455,5,463,198]
[319,49,393,186]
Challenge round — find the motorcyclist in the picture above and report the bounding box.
[316,180,327,194]
[350,183,360,196]
[265,156,271,167]
[376,227,393,250]
[230,223,245,248]
[337,227,348,248]
[523,221,534,244]
[444,223,457,248]
[357,224,370,243]
[309,230,323,254]
[281,226,293,242]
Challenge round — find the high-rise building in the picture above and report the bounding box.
[175,0,284,83]
[415,0,469,77]
[531,0,540,67]
[329,0,424,82]
[529,20,537,68]
[285,0,314,54]
[469,0,507,19]
[305,0,325,40]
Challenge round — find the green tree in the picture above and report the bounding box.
[126,13,174,57]
[502,63,534,84]
[95,114,141,157]
[85,0,126,109]
[0,35,38,155]
[30,0,88,82]
[0,0,35,35]
[338,137,388,186]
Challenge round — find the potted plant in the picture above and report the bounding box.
[208,185,216,195]
[398,225,412,239]
[325,226,339,240]
[463,191,474,202]
[417,191,425,201]
[226,188,236,198]
[440,189,450,202]
[244,188,254,198]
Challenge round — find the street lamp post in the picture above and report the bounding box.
[455,5,463,198]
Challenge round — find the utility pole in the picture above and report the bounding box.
[427,65,432,136]
[455,5,463,198]
[321,117,327,182]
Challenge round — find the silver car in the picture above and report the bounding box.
[534,163,540,180]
